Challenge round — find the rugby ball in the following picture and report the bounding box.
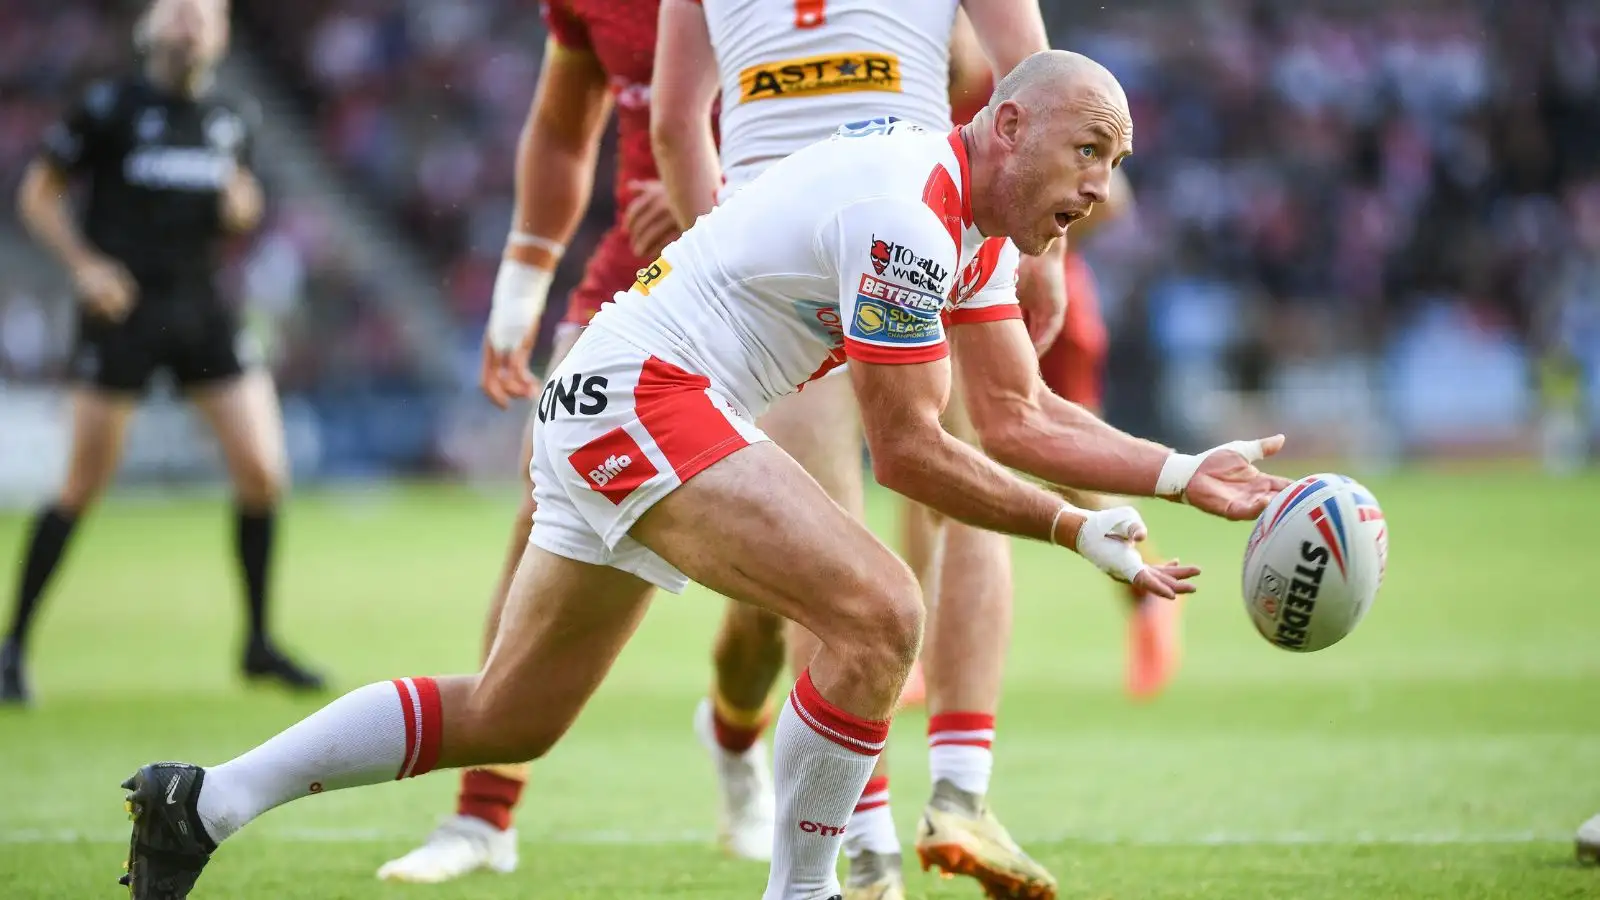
[1241,474,1388,652]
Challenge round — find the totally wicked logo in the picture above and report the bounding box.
[868,237,948,291]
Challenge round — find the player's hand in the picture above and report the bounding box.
[623,179,683,260]
[478,328,539,411]
[1016,251,1067,355]
[221,167,264,234]
[1071,506,1200,599]
[71,253,138,322]
[1169,435,1293,521]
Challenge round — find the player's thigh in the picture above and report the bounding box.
[58,388,138,508]
[532,330,916,657]
[631,440,917,653]
[757,371,864,517]
[189,369,288,501]
[457,541,656,764]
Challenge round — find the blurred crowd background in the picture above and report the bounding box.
[2,0,1598,499]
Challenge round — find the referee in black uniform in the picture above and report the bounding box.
[1,0,323,703]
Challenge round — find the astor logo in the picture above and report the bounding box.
[738,52,900,103]
[1272,542,1329,650]
[588,454,633,487]
[857,274,943,313]
[537,374,608,422]
[633,258,672,296]
[798,821,846,837]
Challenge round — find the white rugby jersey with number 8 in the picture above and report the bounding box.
[698,0,963,198]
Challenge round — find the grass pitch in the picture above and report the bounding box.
[1,469,1597,898]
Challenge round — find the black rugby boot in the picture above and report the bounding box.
[242,639,326,692]
[120,763,216,898]
[0,639,29,706]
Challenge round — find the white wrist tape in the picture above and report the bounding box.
[1155,452,1202,500]
[1154,438,1267,501]
[1074,506,1150,584]
[1048,503,1075,547]
[487,259,554,353]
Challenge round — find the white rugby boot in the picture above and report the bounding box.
[694,697,776,861]
[376,815,518,883]
[1578,813,1600,866]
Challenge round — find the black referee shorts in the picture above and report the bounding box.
[72,280,257,396]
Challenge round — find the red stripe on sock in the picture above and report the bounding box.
[854,775,890,813]
[457,770,524,831]
[928,711,996,734]
[393,679,419,781]
[713,708,769,755]
[411,676,444,777]
[790,669,890,756]
[929,737,993,748]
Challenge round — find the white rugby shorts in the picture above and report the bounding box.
[528,326,770,592]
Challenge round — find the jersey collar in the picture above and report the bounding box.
[947,128,974,230]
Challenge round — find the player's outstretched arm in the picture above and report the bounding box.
[853,348,1195,598]
[838,198,1192,596]
[480,36,613,408]
[650,0,722,231]
[950,316,1291,519]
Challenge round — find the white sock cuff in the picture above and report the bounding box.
[929,743,993,797]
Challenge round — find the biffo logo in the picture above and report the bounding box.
[568,426,659,506]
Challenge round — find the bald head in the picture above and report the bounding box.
[991,50,1124,109]
[964,50,1133,255]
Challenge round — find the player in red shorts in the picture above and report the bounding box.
[948,43,1182,699]
[376,0,703,882]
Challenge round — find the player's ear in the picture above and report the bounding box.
[993,101,1022,149]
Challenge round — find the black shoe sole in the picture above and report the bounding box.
[119,766,212,898]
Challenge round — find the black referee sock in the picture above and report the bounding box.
[6,505,80,649]
[235,506,275,646]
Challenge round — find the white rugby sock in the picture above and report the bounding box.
[765,670,890,900]
[197,677,444,842]
[928,711,995,796]
[842,775,899,858]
